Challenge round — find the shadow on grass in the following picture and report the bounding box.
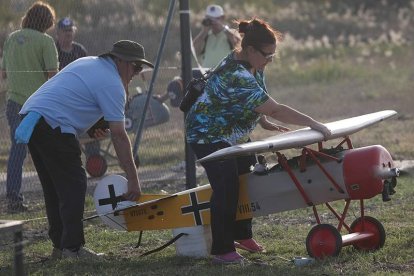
[21,254,331,276]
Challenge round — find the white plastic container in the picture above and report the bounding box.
[172,225,212,257]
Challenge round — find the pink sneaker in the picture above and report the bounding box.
[235,239,265,253]
[212,251,244,264]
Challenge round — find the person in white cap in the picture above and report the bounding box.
[154,4,241,108]
[193,4,241,68]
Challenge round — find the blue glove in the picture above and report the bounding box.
[15,111,42,144]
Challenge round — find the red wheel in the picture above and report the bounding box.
[86,154,107,177]
[306,224,342,259]
[350,216,385,251]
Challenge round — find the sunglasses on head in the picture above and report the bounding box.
[253,47,276,60]
[131,62,143,73]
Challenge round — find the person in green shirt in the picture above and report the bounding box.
[1,1,58,212]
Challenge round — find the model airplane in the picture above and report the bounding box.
[90,110,399,259]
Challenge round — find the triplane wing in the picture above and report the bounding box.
[92,110,399,259]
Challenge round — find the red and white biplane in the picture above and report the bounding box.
[91,110,399,259]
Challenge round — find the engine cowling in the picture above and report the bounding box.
[343,145,395,200]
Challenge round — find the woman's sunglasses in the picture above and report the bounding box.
[254,47,276,60]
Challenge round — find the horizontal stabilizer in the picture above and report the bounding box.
[85,194,177,221]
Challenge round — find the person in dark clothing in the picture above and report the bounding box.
[55,17,101,158]
[55,17,87,70]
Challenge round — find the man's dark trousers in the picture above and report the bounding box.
[28,117,87,250]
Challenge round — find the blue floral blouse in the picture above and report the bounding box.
[185,52,269,145]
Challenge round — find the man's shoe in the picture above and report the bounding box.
[61,247,104,260]
[62,247,104,260]
[7,201,28,213]
[50,247,62,260]
[235,238,265,253]
[212,251,245,264]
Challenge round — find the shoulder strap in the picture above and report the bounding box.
[205,59,251,79]
[227,37,234,50]
[200,35,208,56]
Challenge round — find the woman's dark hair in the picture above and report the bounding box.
[21,1,56,33]
[237,18,283,50]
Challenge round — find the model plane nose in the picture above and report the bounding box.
[343,145,397,200]
[376,167,400,179]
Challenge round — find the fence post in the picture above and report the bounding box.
[0,220,25,276]
[132,0,177,165]
[179,0,196,189]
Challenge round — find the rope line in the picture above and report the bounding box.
[2,70,57,73]
[4,209,98,223]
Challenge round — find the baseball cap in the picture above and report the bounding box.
[57,17,75,30]
[205,4,224,18]
[99,40,154,68]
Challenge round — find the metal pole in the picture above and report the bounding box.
[132,0,176,163]
[179,0,196,189]
[13,223,24,276]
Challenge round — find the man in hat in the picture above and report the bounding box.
[16,40,153,260]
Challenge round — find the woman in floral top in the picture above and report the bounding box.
[185,18,331,264]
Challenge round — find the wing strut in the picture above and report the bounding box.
[276,152,313,206]
[302,147,345,194]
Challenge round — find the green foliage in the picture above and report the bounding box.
[0,0,16,26]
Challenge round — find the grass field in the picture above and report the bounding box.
[0,175,412,275]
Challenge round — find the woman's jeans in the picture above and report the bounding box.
[191,141,256,255]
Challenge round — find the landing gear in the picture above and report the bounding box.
[305,216,386,259]
[350,216,386,251]
[306,224,342,259]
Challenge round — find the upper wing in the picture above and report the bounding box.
[198,110,397,162]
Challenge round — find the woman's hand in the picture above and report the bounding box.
[310,121,331,140]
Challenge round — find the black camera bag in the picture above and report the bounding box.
[179,77,208,112]
[179,61,240,113]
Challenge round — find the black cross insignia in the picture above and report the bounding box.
[98,184,125,210]
[181,192,210,225]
